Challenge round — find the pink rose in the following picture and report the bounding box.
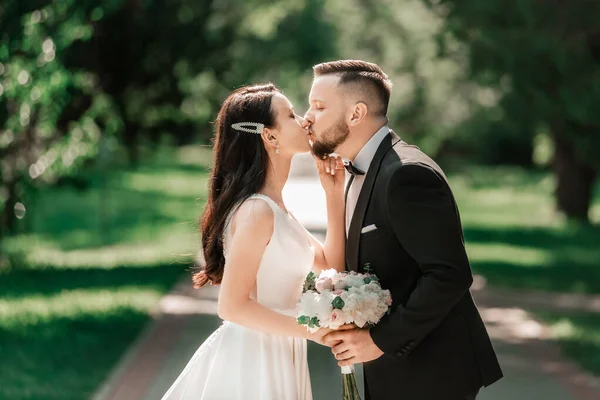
[329,309,347,329]
[385,293,392,306]
[315,277,334,293]
[332,289,344,296]
[331,272,346,284]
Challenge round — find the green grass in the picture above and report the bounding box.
[0,146,211,400]
[1,152,599,398]
[537,312,600,376]
[451,168,600,378]
[449,167,600,294]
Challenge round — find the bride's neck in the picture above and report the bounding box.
[260,154,292,203]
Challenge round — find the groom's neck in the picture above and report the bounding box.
[340,119,387,161]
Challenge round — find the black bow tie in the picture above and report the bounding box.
[344,161,365,176]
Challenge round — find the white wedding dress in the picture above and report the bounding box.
[161,194,315,400]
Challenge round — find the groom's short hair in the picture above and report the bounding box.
[313,60,392,116]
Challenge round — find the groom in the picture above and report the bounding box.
[305,60,503,400]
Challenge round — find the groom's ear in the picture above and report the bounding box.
[348,102,368,127]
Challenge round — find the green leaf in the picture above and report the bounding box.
[332,296,345,310]
[363,263,372,273]
[303,271,317,292]
[309,317,320,328]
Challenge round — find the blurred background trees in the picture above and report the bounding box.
[1,0,599,238]
[429,0,600,221]
[0,0,336,238]
[2,2,600,397]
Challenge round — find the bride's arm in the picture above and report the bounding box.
[217,199,330,343]
[309,155,346,273]
[308,193,345,273]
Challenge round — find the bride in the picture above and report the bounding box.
[161,83,347,400]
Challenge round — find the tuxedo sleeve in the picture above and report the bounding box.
[369,163,473,357]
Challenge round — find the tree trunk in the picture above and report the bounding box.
[123,121,140,167]
[1,181,18,236]
[552,134,597,222]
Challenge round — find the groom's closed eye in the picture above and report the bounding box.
[309,100,325,110]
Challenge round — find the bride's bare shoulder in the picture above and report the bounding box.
[230,197,275,238]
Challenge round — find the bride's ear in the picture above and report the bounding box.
[261,128,278,151]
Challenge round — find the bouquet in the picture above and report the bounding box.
[296,266,392,400]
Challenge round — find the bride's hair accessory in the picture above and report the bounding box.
[231,122,264,134]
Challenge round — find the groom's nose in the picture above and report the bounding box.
[300,117,311,130]
[295,115,310,130]
[303,112,314,126]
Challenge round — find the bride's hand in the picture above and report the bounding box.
[308,327,336,346]
[308,324,355,347]
[315,155,345,195]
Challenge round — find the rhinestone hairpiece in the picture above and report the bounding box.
[231,122,264,134]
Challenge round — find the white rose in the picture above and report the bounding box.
[319,269,338,280]
[297,291,320,318]
[363,281,382,293]
[344,275,365,289]
[315,294,334,326]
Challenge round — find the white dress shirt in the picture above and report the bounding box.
[345,125,390,236]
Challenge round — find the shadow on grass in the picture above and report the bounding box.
[537,311,600,376]
[0,307,150,400]
[454,167,550,189]
[0,264,188,300]
[131,163,211,175]
[465,223,600,293]
[464,224,600,250]
[31,187,200,238]
[471,260,600,294]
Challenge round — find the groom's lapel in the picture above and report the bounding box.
[346,131,401,272]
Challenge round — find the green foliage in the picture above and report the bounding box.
[0,146,207,399]
[297,315,320,329]
[303,270,317,292]
[427,0,600,163]
[325,0,473,156]
[0,2,123,235]
[0,0,337,235]
[308,316,320,328]
[363,276,378,284]
[423,0,600,219]
[332,296,345,310]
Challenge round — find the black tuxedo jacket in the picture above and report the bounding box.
[346,131,503,400]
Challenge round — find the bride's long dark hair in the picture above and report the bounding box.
[193,83,281,288]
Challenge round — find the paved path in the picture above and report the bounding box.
[92,154,600,400]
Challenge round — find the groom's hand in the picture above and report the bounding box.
[311,324,354,347]
[324,328,384,366]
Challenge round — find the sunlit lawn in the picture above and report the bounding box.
[0,146,211,400]
[538,312,600,376]
[450,167,600,294]
[1,151,600,398]
[451,168,600,378]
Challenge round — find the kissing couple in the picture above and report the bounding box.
[160,60,503,400]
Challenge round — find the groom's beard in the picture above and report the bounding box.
[310,118,350,159]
